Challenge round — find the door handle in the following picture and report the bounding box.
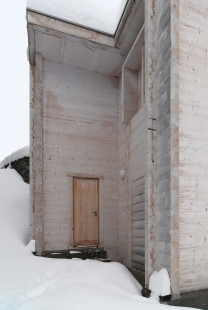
[92,211,97,216]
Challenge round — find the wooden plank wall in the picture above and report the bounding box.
[34,53,44,255]
[179,0,208,292]
[118,80,131,267]
[30,64,35,240]
[117,78,146,268]
[155,0,172,275]
[145,0,180,297]
[131,176,145,272]
[41,60,119,260]
[144,0,157,284]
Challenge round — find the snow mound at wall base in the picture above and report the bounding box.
[0,170,196,310]
[149,268,171,299]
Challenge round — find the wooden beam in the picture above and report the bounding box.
[27,10,115,47]
[144,0,156,285]
[34,53,43,255]
[170,0,180,299]
[27,23,35,65]
[30,65,35,240]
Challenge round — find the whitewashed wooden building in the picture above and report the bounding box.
[27,0,208,299]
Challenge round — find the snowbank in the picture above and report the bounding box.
[0,170,196,310]
[149,269,171,300]
[0,146,29,168]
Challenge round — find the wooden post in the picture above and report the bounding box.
[34,53,43,255]
[30,64,35,240]
[170,0,180,299]
[144,0,156,285]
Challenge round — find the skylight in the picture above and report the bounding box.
[27,0,128,36]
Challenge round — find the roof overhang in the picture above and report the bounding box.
[27,0,144,76]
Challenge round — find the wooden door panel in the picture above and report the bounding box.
[73,178,99,246]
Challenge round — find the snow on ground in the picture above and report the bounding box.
[0,146,29,168]
[0,170,197,309]
[149,269,171,299]
[27,0,127,35]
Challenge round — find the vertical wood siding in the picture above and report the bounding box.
[42,61,119,260]
[179,0,208,292]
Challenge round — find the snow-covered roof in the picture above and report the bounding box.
[26,0,128,35]
[0,146,29,168]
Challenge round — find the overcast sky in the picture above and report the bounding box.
[0,0,29,161]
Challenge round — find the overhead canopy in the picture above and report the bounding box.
[27,0,128,35]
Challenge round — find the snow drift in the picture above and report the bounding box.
[0,170,196,310]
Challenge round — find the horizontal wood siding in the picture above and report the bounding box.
[118,72,146,268]
[42,60,119,260]
[179,0,208,292]
[131,176,145,272]
[117,78,131,267]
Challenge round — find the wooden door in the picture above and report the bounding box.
[73,178,99,246]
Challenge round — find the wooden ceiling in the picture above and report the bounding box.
[27,0,144,77]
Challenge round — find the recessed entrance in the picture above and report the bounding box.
[73,178,99,246]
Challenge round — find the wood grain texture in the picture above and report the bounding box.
[27,10,115,47]
[34,53,43,255]
[144,0,156,285]
[73,178,99,246]
[131,176,145,272]
[179,0,208,293]
[30,65,35,240]
[117,68,146,269]
[42,60,119,260]
[33,31,125,77]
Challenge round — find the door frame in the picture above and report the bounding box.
[68,173,104,247]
